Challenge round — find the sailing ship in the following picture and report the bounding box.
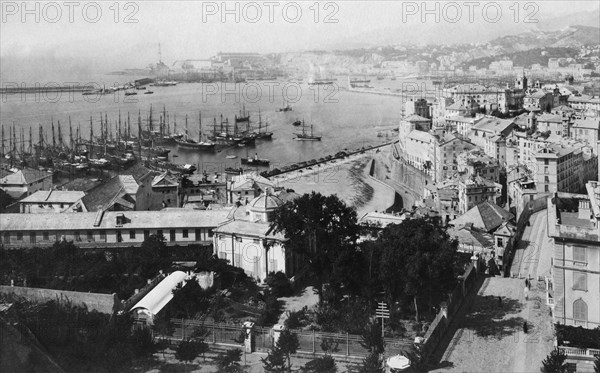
[295,120,322,141]
[255,111,273,140]
[235,104,250,123]
[174,113,215,151]
[241,152,270,166]
[277,100,292,112]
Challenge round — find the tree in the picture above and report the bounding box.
[262,346,287,373]
[175,338,201,371]
[378,217,461,322]
[302,354,337,373]
[277,329,299,372]
[360,321,385,355]
[272,192,359,302]
[215,349,243,372]
[358,351,385,373]
[541,348,568,373]
[266,271,294,297]
[130,326,156,357]
[170,276,211,318]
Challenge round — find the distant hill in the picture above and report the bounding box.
[489,26,600,53]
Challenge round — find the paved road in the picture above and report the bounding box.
[510,210,552,281]
[429,276,554,373]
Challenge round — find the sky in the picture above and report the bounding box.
[1,0,598,81]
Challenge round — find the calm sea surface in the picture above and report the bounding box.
[0,76,433,169]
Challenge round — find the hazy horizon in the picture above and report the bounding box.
[1,0,599,82]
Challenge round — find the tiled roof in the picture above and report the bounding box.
[447,226,494,248]
[20,190,85,204]
[81,176,132,212]
[403,114,431,122]
[0,209,231,231]
[450,201,513,233]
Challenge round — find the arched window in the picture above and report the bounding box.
[573,299,587,321]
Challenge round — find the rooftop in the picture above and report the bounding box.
[450,201,514,233]
[20,190,85,204]
[0,208,231,231]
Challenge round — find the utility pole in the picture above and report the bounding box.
[376,301,390,338]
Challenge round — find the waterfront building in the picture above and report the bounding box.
[405,98,431,119]
[151,171,180,209]
[19,190,85,214]
[0,168,53,200]
[227,173,275,205]
[547,183,600,329]
[183,172,228,207]
[0,209,230,249]
[82,174,154,212]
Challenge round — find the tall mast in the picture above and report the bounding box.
[137,110,142,158]
[118,110,122,143]
[89,116,94,158]
[51,118,56,149]
[127,112,131,140]
[198,111,202,142]
[69,117,73,150]
[149,104,153,132]
[185,114,188,139]
[163,105,167,137]
[1,125,4,157]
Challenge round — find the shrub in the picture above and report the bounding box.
[266,271,294,297]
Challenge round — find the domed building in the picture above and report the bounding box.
[212,190,301,281]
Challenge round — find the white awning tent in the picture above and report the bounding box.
[386,355,411,372]
[130,271,188,324]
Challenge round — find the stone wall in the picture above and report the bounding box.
[0,286,120,314]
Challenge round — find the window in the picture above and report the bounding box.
[87,231,93,241]
[144,230,150,240]
[30,232,36,243]
[573,299,588,321]
[573,272,587,291]
[195,229,201,240]
[99,231,106,241]
[157,230,163,238]
[43,232,49,241]
[208,229,213,238]
[573,246,586,265]
[182,229,188,238]
[129,230,136,239]
[3,232,9,242]
[170,230,176,242]
[74,231,81,241]
[16,232,23,241]
[117,231,123,243]
[497,237,504,247]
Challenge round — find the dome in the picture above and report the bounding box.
[248,194,283,212]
